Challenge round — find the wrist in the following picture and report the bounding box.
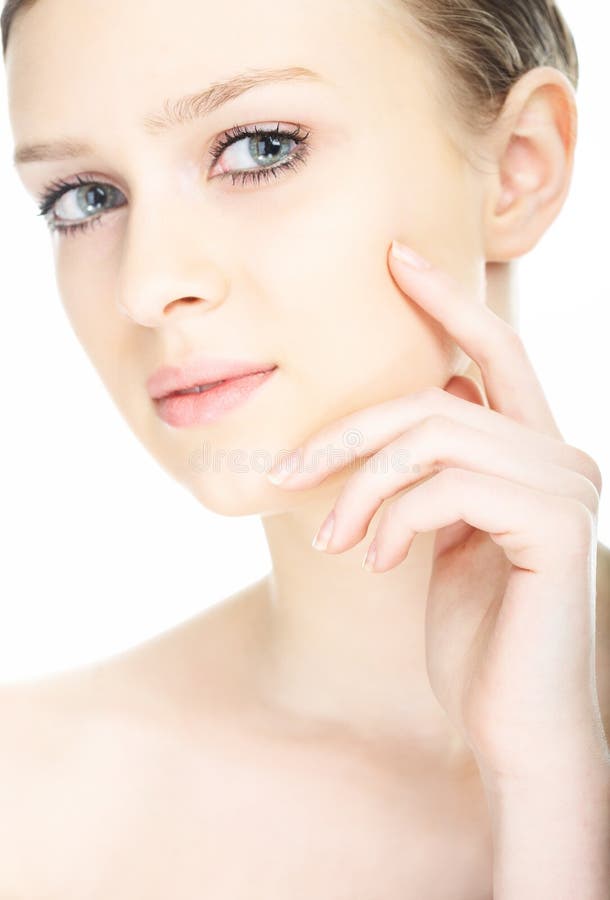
[485,762,610,899]
[480,753,610,817]
[474,728,610,796]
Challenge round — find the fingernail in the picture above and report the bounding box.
[267,451,301,485]
[312,511,336,552]
[391,240,432,271]
[362,541,377,573]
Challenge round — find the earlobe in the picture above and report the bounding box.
[482,68,578,263]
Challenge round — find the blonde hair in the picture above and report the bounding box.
[375,0,578,136]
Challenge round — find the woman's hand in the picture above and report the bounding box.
[266,239,608,787]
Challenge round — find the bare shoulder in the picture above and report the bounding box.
[0,672,178,893]
[0,573,269,753]
[0,671,113,892]
[0,578,269,892]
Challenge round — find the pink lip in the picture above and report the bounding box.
[153,367,279,428]
[147,354,279,401]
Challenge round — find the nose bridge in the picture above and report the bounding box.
[115,185,229,327]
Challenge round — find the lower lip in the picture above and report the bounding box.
[154,367,278,428]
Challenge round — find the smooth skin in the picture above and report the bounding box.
[2,0,609,896]
[271,241,607,776]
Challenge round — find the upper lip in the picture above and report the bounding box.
[147,354,278,400]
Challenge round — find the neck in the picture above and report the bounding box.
[255,262,517,762]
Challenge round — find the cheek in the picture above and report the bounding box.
[56,242,112,330]
[384,152,484,285]
[313,279,452,416]
[56,259,104,352]
[56,256,133,397]
[249,183,453,415]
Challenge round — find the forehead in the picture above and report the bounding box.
[5,0,436,150]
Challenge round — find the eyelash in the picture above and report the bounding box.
[35,122,312,238]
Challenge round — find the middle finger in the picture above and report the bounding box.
[313,415,599,554]
[267,388,601,494]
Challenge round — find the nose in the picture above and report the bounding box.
[115,219,229,327]
[117,267,228,327]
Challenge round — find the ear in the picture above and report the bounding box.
[481,66,578,263]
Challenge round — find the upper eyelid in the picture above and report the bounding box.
[37,120,310,209]
[206,122,309,174]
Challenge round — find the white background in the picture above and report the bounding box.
[0,1,608,682]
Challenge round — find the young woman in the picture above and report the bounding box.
[1,0,608,896]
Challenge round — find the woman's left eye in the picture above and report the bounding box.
[36,121,312,237]
[208,121,311,186]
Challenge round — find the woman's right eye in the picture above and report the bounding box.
[37,176,127,237]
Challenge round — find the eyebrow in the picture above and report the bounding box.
[13,65,325,166]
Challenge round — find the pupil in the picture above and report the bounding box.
[251,134,288,167]
[80,185,107,213]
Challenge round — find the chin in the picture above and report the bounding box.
[183,470,285,518]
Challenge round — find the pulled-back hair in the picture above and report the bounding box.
[375,0,578,135]
[2,0,578,134]
[2,0,36,56]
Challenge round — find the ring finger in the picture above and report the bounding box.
[320,415,599,554]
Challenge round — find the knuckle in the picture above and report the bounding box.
[342,463,372,495]
[416,415,450,468]
[500,327,525,364]
[419,413,450,434]
[377,498,400,534]
[489,318,524,362]
[504,322,526,352]
[571,447,603,497]
[332,476,372,529]
[573,472,601,515]
[558,497,596,546]
[436,465,464,487]
[416,386,446,408]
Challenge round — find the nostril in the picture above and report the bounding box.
[164,296,205,313]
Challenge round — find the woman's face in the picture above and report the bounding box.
[6,0,487,515]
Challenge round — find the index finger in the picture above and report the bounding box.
[389,240,563,439]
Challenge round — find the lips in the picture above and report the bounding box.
[154,368,279,428]
[169,381,225,397]
[147,355,278,401]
